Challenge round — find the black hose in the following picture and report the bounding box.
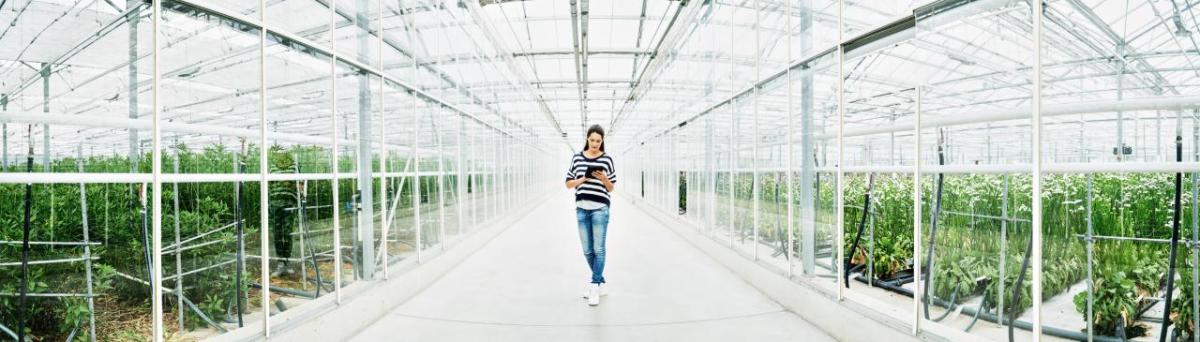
[296,162,323,297]
[845,174,874,288]
[1160,133,1184,342]
[18,127,33,342]
[930,287,960,322]
[853,275,1124,342]
[965,293,989,332]
[1010,235,1034,342]
[233,157,245,327]
[250,282,316,299]
[923,135,947,319]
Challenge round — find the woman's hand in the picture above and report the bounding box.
[592,170,614,192]
[566,176,587,189]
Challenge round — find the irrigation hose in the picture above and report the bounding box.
[930,287,960,322]
[845,173,874,288]
[923,136,947,319]
[18,127,33,342]
[965,294,989,332]
[853,275,1124,342]
[1160,133,1184,342]
[1010,234,1034,342]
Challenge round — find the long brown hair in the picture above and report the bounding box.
[582,124,605,152]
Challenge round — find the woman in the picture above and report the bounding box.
[564,124,617,306]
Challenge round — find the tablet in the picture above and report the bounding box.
[585,166,605,179]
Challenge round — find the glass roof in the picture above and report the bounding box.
[1,0,1198,161]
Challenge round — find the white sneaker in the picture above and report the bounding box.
[586,284,600,306]
[582,283,609,298]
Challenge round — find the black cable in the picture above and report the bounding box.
[965,293,989,332]
[1159,133,1184,342]
[923,132,947,319]
[18,126,33,342]
[1010,234,1034,342]
[845,174,874,288]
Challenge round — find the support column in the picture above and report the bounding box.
[41,63,50,171]
[457,114,465,236]
[1032,0,1045,337]
[150,0,164,339]
[799,0,816,275]
[256,0,271,334]
[785,0,794,278]
[328,0,343,303]
[354,0,375,279]
[2,93,7,170]
[2,93,7,169]
[128,0,140,172]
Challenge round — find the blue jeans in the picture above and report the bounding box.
[576,206,610,284]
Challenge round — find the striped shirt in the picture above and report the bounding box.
[565,152,617,208]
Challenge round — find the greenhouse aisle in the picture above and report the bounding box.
[349,194,835,342]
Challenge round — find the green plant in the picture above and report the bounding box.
[1171,257,1197,339]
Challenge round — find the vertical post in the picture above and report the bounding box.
[835,0,845,298]
[329,0,343,304]
[470,125,476,228]
[1000,174,1009,330]
[785,0,794,278]
[41,63,50,171]
[172,145,183,333]
[355,0,375,280]
[492,136,498,220]
[799,0,815,275]
[728,3,736,250]
[458,114,465,238]
[1192,111,1199,342]
[438,108,447,251]
[912,86,922,335]
[1032,0,1044,338]
[1085,174,1094,342]
[378,0,388,279]
[751,0,760,262]
[2,93,7,170]
[78,146,98,342]
[128,0,140,174]
[414,91,422,263]
[257,0,271,334]
[150,0,164,340]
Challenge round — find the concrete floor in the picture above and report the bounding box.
[350,195,837,342]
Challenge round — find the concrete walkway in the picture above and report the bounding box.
[351,195,837,342]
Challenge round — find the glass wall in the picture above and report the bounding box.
[0,1,548,340]
[621,0,1200,341]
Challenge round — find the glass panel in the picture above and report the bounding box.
[1038,1,1200,340]
[160,2,265,336]
[916,1,1034,340]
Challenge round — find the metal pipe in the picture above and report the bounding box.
[1086,174,1095,342]
[78,146,98,342]
[233,152,245,327]
[17,124,32,342]
[172,146,184,332]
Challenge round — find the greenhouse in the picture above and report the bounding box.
[0,0,1198,341]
